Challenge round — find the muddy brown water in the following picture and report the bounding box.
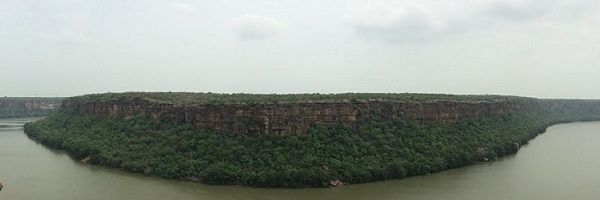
[1,117,600,200]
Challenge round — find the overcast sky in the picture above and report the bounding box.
[1,0,599,98]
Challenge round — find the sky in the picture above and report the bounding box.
[1,0,599,99]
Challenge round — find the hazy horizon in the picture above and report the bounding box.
[2,0,600,99]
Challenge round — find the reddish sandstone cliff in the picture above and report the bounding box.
[62,98,532,135]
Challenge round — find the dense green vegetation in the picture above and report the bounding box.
[0,97,63,118]
[24,110,596,187]
[23,93,600,187]
[73,92,531,105]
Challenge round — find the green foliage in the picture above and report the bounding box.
[70,92,532,105]
[25,109,592,188]
[22,93,600,187]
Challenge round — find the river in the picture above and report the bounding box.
[1,117,600,200]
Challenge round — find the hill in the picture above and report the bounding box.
[24,92,600,187]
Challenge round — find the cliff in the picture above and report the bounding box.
[25,92,600,188]
[0,97,64,118]
[60,93,539,135]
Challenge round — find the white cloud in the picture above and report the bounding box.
[486,0,548,21]
[344,5,444,43]
[345,0,597,44]
[485,0,600,21]
[231,14,282,40]
[171,3,195,12]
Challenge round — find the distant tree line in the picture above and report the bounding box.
[0,97,63,118]
[71,92,531,105]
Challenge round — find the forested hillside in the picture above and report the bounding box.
[23,93,600,187]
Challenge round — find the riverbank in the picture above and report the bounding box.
[24,111,586,188]
[22,93,600,188]
[7,116,600,199]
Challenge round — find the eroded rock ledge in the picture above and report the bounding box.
[62,97,533,135]
[24,93,600,187]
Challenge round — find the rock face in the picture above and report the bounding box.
[62,98,534,135]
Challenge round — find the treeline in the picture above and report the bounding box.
[0,97,63,118]
[72,92,530,105]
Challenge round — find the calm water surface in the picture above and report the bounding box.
[1,117,600,200]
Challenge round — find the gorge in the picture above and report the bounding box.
[23,92,600,187]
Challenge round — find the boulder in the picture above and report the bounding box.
[329,180,344,187]
[81,156,92,164]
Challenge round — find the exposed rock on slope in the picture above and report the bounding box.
[63,97,530,135]
[60,93,600,135]
[24,92,600,187]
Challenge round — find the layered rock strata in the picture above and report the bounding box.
[62,98,531,135]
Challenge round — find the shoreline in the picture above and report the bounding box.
[24,115,598,188]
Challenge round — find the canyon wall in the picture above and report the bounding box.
[62,98,534,135]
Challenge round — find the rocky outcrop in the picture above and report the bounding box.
[62,97,535,135]
[81,156,92,164]
[329,180,344,187]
